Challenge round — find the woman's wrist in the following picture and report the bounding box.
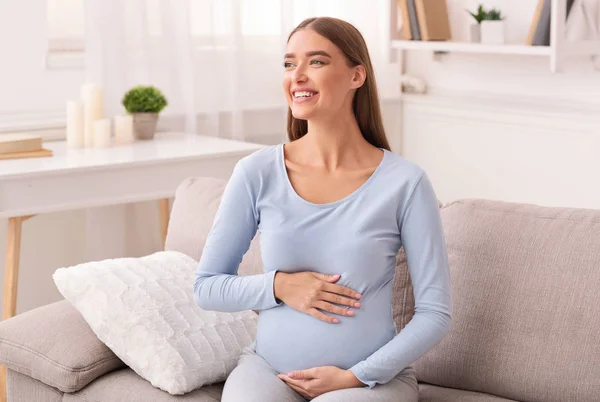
[344,370,366,388]
[273,271,287,302]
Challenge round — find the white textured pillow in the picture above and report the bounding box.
[52,250,258,395]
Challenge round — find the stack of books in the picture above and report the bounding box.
[398,0,452,41]
[0,133,53,161]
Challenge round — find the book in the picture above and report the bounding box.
[0,148,53,161]
[407,0,421,40]
[398,0,413,40]
[526,0,546,45]
[0,133,43,155]
[415,0,451,41]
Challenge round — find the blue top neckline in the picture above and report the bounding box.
[279,143,388,209]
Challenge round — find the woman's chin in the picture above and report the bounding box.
[291,107,315,120]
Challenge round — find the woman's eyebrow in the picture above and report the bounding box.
[284,50,332,59]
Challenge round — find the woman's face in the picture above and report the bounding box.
[283,29,364,121]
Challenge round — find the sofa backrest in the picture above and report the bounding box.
[413,199,600,402]
[164,176,415,332]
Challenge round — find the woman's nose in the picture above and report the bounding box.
[292,67,307,83]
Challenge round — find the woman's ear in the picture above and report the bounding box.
[351,65,367,89]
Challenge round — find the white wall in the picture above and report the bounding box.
[400,0,600,209]
[0,0,84,131]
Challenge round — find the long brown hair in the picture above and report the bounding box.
[286,17,390,151]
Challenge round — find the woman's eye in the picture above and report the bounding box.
[283,60,324,68]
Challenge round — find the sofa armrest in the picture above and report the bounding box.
[0,299,125,393]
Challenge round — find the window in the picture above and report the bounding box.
[46,0,85,68]
[45,0,320,68]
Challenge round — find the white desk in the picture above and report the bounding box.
[0,132,264,321]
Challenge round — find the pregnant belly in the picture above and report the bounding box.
[254,295,396,374]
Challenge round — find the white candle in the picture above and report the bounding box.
[114,115,134,145]
[81,83,104,148]
[93,118,111,148]
[66,101,84,148]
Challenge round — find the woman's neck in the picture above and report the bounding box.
[300,113,371,170]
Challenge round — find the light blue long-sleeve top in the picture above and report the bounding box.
[193,144,452,389]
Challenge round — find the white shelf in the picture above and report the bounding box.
[387,0,600,73]
[391,40,552,56]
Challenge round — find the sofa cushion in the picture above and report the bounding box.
[7,369,63,402]
[418,383,517,401]
[63,368,223,402]
[52,251,258,395]
[413,199,600,402]
[0,299,124,393]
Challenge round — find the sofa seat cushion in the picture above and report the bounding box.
[419,383,517,401]
[414,199,600,402]
[7,369,63,402]
[0,299,124,393]
[63,368,223,402]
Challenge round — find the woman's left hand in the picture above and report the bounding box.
[277,366,365,399]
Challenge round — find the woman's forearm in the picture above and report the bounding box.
[193,270,281,312]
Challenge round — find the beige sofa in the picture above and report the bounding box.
[0,175,599,402]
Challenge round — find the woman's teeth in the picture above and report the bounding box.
[294,91,316,98]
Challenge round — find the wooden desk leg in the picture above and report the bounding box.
[2,214,33,402]
[158,199,170,250]
[0,365,5,402]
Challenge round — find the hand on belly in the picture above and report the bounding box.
[277,365,366,399]
[273,271,363,323]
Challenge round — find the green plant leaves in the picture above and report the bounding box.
[466,4,503,23]
[485,8,503,21]
[122,86,168,114]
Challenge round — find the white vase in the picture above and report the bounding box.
[480,20,505,44]
[469,24,481,43]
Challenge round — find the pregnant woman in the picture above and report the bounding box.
[194,17,452,402]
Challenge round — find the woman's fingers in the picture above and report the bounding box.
[312,273,341,283]
[314,301,355,317]
[285,381,312,399]
[308,307,340,324]
[322,282,362,300]
[319,290,362,309]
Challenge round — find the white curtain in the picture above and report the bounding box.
[80,0,402,262]
[83,0,400,145]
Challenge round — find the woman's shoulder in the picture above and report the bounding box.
[235,143,283,184]
[381,148,425,184]
[239,143,280,169]
[379,150,441,212]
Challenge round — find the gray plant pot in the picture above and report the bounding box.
[470,24,481,43]
[132,113,159,140]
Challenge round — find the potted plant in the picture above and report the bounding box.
[121,85,168,140]
[480,7,505,44]
[467,5,486,43]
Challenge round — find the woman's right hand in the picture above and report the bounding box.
[273,272,362,323]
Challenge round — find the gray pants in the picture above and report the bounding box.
[222,344,419,402]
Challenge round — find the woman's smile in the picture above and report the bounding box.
[292,89,319,104]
